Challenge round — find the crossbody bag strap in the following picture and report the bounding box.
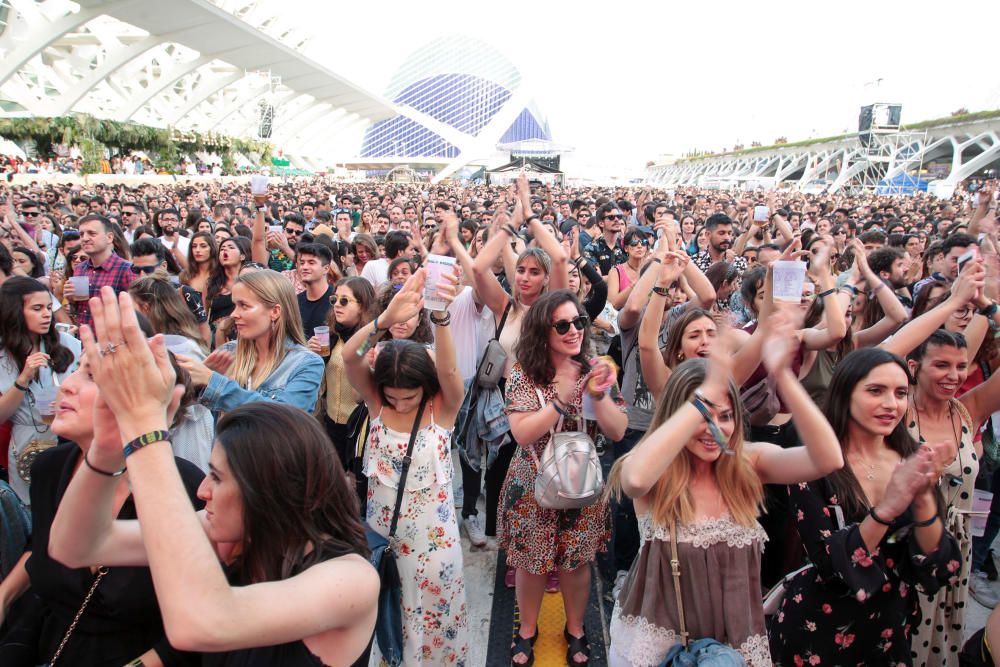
[495,300,512,339]
[49,566,108,665]
[388,398,428,540]
[530,387,563,469]
[669,519,689,649]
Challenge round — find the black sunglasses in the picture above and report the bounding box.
[130,264,158,275]
[22,211,39,217]
[603,214,624,221]
[627,238,650,247]
[329,295,359,306]
[551,315,589,335]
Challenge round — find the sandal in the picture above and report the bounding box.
[510,629,538,666]
[564,626,591,665]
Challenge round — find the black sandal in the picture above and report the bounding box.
[510,629,537,666]
[564,626,591,665]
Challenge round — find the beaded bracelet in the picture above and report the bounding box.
[123,430,170,458]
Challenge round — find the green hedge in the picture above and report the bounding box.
[0,114,273,174]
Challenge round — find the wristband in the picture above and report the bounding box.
[12,380,28,392]
[255,206,266,213]
[652,285,671,297]
[123,430,170,458]
[979,302,998,318]
[689,396,730,453]
[841,284,859,295]
[869,506,894,526]
[649,257,662,264]
[83,451,126,477]
[912,512,940,528]
[871,281,885,294]
[550,399,568,417]
[817,287,837,299]
[429,312,451,326]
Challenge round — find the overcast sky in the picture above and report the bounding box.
[289,0,1000,178]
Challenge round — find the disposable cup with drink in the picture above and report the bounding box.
[69,275,90,301]
[314,326,331,356]
[34,384,58,425]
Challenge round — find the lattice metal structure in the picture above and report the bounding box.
[360,35,552,183]
[0,0,396,169]
[646,114,1000,197]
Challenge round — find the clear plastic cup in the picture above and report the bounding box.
[314,326,330,356]
[68,275,89,301]
[34,385,58,425]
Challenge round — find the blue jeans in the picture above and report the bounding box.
[612,428,644,572]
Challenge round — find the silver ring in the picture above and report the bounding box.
[103,343,120,356]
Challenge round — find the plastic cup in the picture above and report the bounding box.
[314,326,330,356]
[250,175,268,195]
[68,275,89,301]
[34,385,58,425]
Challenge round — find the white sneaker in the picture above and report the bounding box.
[612,569,629,600]
[463,514,487,549]
[970,571,1000,609]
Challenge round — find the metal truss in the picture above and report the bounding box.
[646,116,1000,197]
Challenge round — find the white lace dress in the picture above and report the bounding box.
[609,514,771,666]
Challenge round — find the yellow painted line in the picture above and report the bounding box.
[533,590,567,666]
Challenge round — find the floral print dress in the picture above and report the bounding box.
[498,361,623,574]
[364,404,468,666]
[769,477,962,667]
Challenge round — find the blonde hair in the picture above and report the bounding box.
[606,359,763,527]
[229,270,306,390]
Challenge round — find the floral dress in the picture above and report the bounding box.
[497,361,622,574]
[364,403,468,666]
[769,477,963,667]
[907,400,978,667]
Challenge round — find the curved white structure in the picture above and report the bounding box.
[0,0,396,168]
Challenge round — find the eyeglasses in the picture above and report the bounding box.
[330,295,359,306]
[130,264,159,275]
[551,315,589,335]
[159,217,179,224]
[627,238,650,247]
[603,214,624,221]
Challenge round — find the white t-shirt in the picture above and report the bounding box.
[159,234,190,256]
[438,286,493,381]
[361,258,389,289]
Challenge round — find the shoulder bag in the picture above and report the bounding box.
[474,301,512,390]
[530,388,602,510]
[658,520,745,666]
[365,397,427,667]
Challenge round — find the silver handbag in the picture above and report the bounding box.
[529,389,603,510]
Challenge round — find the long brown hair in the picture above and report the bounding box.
[215,402,369,585]
[607,359,764,527]
[515,289,590,385]
[180,231,217,285]
[662,307,714,369]
[128,276,208,355]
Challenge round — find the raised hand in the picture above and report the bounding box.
[760,306,796,373]
[656,251,689,286]
[381,269,426,326]
[79,287,176,444]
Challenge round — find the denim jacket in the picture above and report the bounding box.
[201,340,324,413]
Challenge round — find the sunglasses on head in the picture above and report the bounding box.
[551,315,589,335]
[330,295,359,306]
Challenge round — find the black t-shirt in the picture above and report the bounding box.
[297,285,333,339]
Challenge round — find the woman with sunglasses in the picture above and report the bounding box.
[606,227,649,311]
[308,276,376,470]
[502,289,626,666]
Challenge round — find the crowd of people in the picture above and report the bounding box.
[0,172,997,666]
